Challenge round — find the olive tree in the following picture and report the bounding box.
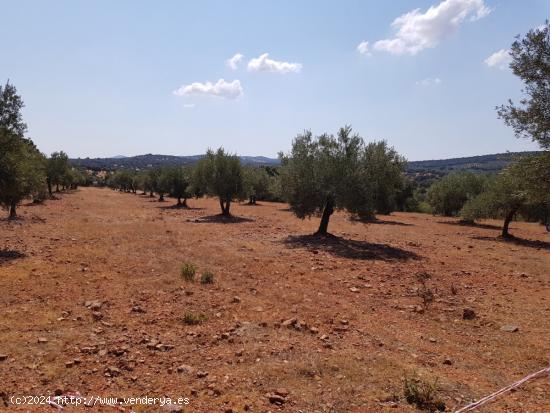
[427,172,486,217]
[193,148,244,216]
[461,154,550,237]
[0,128,46,218]
[497,21,549,149]
[0,81,27,136]
[163,166,192,207]
[46,151,70,195]
[279,126,405,235]
[243,166,270,205]
[362,141,407,215]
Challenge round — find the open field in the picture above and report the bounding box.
[1,187,549,412]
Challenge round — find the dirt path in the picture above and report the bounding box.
[1,187,549,412]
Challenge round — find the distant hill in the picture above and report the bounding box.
[70,151,542,175]
[407,151,540,173]
[70,154,280,171]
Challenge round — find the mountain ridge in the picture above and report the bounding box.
[70,151,543,174]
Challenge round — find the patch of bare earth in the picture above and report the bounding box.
[0,187,548,412]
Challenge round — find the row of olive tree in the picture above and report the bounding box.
[108,151,281,215]
[0,82,83,218]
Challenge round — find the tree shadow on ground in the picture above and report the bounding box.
[283,234,420,261]
[366,218,413,227]
[472,235,550,250]
[0,249,26,265]
[157,205,205,211]
[194,214,255,224]
[439,220,501,230]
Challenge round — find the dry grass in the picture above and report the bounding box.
[0,187,548,412]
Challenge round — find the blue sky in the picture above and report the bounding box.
[1,0,547,160]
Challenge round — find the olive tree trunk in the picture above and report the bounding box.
[502,206,519,238]
[9,201,17,219]
[316,197,334,235]
[220,198,231,216]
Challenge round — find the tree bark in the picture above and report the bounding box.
[47,178,52,197]
[55,184,60,192]
[220,198,231,216]
[158,194,164,202]
[9,201,17,219]
[502,207,519,238]
[316,198,334,235]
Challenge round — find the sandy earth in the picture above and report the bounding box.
[0,187,549,413]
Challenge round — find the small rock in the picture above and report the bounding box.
[267,394,286,405]
[275,388,289,397]
[232,296,241,303]
[282,318,297,328]
[349,287,360,293]
[500,324,519,333]
[0,354,8,361]
[37,337,48,344]
[463,308,476,320]
[92,311,103,321]
[196,371,208,378]
[131,305,146,313]
[443,358,453,365]
[161,403,183,413]
[176,364,194,374]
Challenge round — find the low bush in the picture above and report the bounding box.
[180,262,196,282]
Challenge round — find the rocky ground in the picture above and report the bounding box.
[0,187,549,412]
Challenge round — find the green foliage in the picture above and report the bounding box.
[403,375,445,412]
[363,141,407,215]
[162,166,191,206]
[243,166,270,204]
[460,154,550,236]
[200,271,215,284]
[497,21,549,149]
[180,262,197,282]
[46,151,71,194]
[279,126,406,234]
[182,312,206,325]
[0,81,27,137]
[0,128,46,218]
[427,172,486,216]
[193,148,244,215]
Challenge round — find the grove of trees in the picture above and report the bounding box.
[0,81,82,218]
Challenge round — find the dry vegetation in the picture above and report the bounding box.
[1,187,549,412]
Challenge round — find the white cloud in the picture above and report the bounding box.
[173,79,243,100]
[247,53,302,74]
[416,77,442,86]
[183,103,196,108]
[484,49,511,69]
[226,53,244,70]
[373,0,491,55]
[357,41,372,56]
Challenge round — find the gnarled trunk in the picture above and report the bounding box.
[47,178,53,197]
[158,193,164,202]
[9,201,17,219]
[316,197,334,235]
[220,198,231,216]
[502,206,519,238]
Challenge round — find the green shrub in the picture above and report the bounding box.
[403,375,445,412]
[182,312,206,325]
[180,262,196,282]
[200,271,215,284]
